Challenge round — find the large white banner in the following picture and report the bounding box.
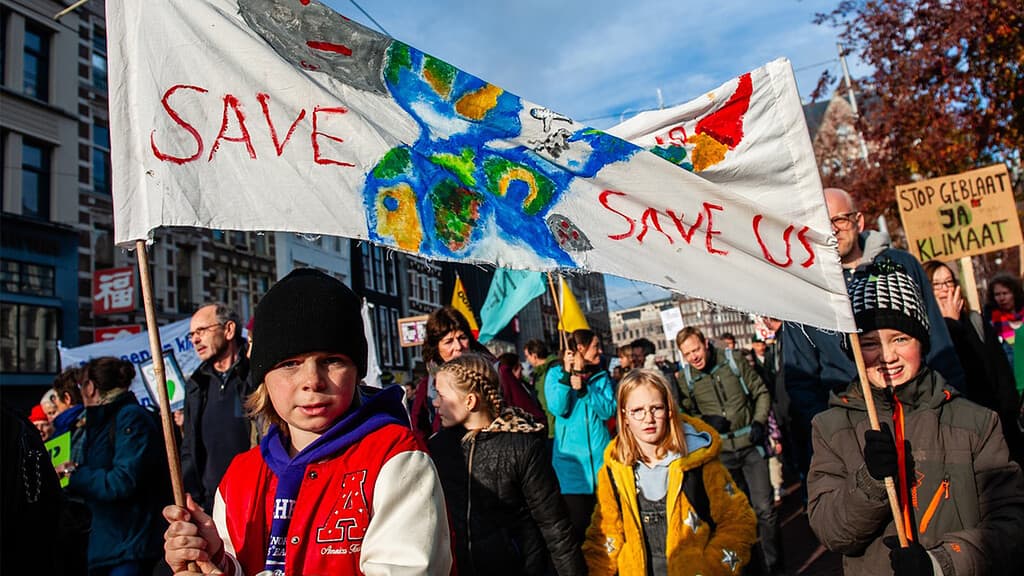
[108,0,854,331]
[59,319,198,411]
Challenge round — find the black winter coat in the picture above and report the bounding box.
[943,312,1023,464]
[429,408,585,576]
[181,353,255,512]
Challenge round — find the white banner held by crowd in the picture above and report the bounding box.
[59,318,197,411]
[107,0,853,332]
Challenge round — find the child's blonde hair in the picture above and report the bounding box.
[437,353,504,438]
[613,369,687,464]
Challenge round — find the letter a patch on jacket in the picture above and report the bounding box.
[316,470,369,545]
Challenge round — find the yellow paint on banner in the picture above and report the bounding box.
[455,84,502,120]
[376,183,423,251]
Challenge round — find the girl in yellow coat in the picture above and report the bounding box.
[584,369,757,576]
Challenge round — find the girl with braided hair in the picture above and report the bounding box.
[429,353,586,576]
[410,306,545,445]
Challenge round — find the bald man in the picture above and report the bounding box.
[781,188,965,485]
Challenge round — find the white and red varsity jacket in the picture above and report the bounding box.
[212,422,451,575]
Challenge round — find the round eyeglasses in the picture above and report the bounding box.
[626,405,667,421]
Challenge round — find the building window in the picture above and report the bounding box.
[1,303,59,373]
[389,307,401,367]
[22,140,50,219]
[360,243,373,291]
[383,251,397,296]
[253,232,269,256]
[0,260,55,296]
[1,9,7,83]
[371,247,385,292]
[93,123,111,194]
[253,275,270,303]
[91,26,107,92]
[23,23,49,100]
[375,306,391,366]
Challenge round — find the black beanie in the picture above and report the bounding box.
[250,268,367,386]
[848,259,931,354]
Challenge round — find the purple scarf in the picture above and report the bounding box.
[259,385,406,574]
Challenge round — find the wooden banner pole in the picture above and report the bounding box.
[546,273,568,352]
[53,0,88,20]
[135,240,188,508]
[958,256,981,313]
[849,332,909,548]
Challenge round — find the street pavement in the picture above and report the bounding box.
[774,482,842,576]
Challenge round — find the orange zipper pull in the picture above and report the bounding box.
[942,477,950,500]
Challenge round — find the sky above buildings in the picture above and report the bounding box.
[327,0,866,310]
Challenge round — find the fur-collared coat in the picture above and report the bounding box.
[583,415,757,576]
[429,407,585,576]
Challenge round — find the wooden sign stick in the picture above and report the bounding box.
[849,331,909,548]
[546,273,568,352]
[135,241,187,506]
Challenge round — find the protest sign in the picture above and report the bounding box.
[46,432,72,488]
[659,306,684,359]
[107,0,853,331]
[138,351,187,412]
[895,164,1022,262]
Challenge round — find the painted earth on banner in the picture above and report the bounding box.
[108,0,853,331]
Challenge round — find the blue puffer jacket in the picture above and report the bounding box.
[544,365,616,494]
[66,391,169,569]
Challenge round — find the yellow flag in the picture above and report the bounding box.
[451,274,480,337]
[557,277,590,332]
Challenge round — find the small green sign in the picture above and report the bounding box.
[45,431,72,488]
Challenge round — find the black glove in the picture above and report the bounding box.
[748,421,766,445]
[701,414,732,434]
[863,423,899,481]
[883,537,934,576]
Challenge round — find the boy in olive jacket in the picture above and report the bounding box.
[808,260,1024,575]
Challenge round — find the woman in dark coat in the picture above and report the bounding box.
[57,357,168,576]
[429,353,585,576]
[924,260,1022,463]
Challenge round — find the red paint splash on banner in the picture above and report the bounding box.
[307,41,353,56]
[696,73,752,149]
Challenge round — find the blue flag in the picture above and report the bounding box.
[478,269,547,343]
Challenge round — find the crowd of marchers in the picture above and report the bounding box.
[4,187,1024,576]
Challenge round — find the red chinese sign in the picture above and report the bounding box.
[94,325,143,342]
[93,267,136,315]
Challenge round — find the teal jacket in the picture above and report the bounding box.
[66,392,169,569]
[545,365,616,494]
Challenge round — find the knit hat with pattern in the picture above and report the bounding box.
[250,268,367,386]
[848,259,930,354]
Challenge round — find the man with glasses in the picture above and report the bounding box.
[181,302,256,513]
[676,326,782,575]
[781,188,965,499]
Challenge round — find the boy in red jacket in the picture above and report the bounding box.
[163,269,452,575]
